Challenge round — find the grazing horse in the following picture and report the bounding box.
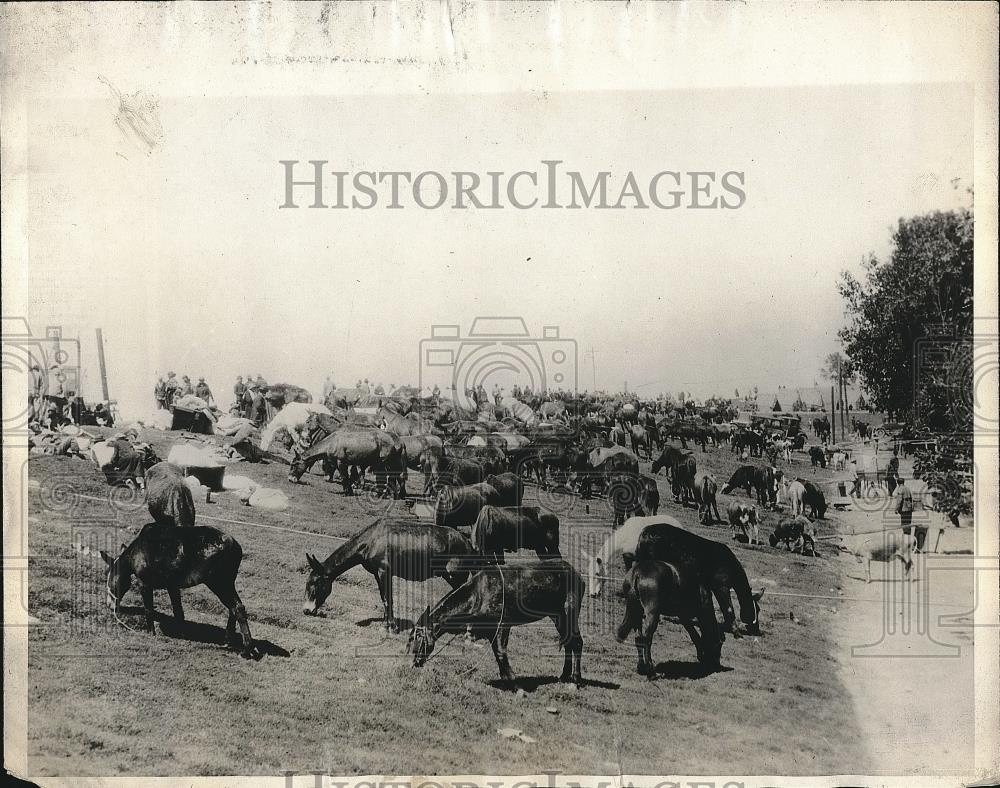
[633,520,764,636]
[289,428,407,498]
[472,505,560,564]
[722,465,778,508]
[584,514,685,597]
[651,446,697,506]
[796,478,828,519]
[408,559,585,688]
[727,501,761,545]
[616,557,722,674]
[303,518,475,633]
[100,525,256,658]
[808,446,827,468]
[144,462,195,527]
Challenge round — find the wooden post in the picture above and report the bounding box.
[831,386,836,443]
[95,328,110,402]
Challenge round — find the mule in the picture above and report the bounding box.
[100,524,256,658]
[408,558,584,688]
[694,473,722,525]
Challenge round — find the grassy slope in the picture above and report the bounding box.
[27,427,869,776]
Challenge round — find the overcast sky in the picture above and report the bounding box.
[5,4,979,416]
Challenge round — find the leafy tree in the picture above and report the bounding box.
[839,202,973,516]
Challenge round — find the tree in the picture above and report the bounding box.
[838,202,973,516]
[820,352,856,386]
[839,206,972,422]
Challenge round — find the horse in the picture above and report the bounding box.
[769,514,816,555]
[144,462,195,527]
[650,446,697,506]
[289,428,407,498]
[694,473,722,525]
[584,514,685,597]
[303,518,475,633]
[629,424,653,460]
[408,558,584,688]
[100,524,256,658]
[633,520,765,636]
[616,557,722,675]
[722,465,778,508]
[472,505,560,564]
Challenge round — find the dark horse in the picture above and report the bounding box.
[100,524,256,658]
[633,520,764,636]
[408,558,584,688]
[303,517,475,633]
[651,445,697,505]
[722,464,778,508]
[616,557,722,675]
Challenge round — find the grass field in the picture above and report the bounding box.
[26,427,872,776]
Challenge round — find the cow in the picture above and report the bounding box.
[472,505,560,564]
[726,502,760,545]
[144,462,196,527]
[722,465,778,508]
[694,473,722,525]
[769,514,816,555]
[832,451,847,471]
[808,446,827,468]
[838,531,915,583]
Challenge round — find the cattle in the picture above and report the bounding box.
[633,520,764,635]
[726,501,761,545]
[144,462,196,527]
[832,451,847,471]
[651,446,697,506]
[694,473,722,525]
[808,446,827,468]
[769,514,816,555]
[838,531,915,583]
[472,505,560,564]
[722,465,778,508]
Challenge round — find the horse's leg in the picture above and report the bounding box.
[206,579,254,657]
[697,597,723,669]
[140,584,156,633]
[168,587,185,621]
[340,460,354,496]
[639,610,659,678]
[713,584,737,635]
[491,625,515,686]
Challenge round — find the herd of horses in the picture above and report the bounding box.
[96,393,845,686]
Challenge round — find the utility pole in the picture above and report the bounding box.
[831,385,836,443]
[95,328,110,402]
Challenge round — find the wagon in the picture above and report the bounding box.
[749,413,801,438]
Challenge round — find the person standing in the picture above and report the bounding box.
[885,454,900,496]
[194,376,213,405]
[154,376,167,410]
[322,374,336,401]
[895,476,916,542]
[233,376,246,408]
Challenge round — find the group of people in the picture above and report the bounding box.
[232,375,271,426]
[29,362,114,430]
[154,372,214,409]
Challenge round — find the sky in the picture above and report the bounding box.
[3,4,981,417]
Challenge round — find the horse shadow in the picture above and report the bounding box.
[487,675,620,692]
[155,615,290,658]
[651,660,733,680]
[354,616,416,631]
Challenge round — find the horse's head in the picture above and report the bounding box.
[99,544,131,611]
[302,553,333,615]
